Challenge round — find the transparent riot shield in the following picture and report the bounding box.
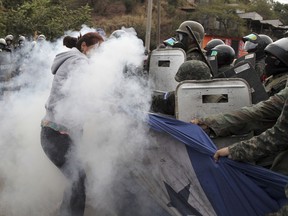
[217,61,268,104]
[175,78,253,148]
[234,53,256,68]
[148,47,186,92]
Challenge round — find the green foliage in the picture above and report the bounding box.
[189,1,247,37]
[273,2,288,25]
[1,0,27,9]
[0,0,287,42]
[247,0,277,19]
[0,7,7,37]
[3,0,92,40]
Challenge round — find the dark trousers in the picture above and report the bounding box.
[41,126,86,216]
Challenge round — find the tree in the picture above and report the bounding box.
[1,0,27,9]
[4,0,93,40]
[0,6,6,37]
[273,2,288,25]
[188,0,247,37]
[247,0,277,19]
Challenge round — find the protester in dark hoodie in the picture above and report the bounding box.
[40,32,103,216]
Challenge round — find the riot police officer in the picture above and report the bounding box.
[208,44,235,77]
[204,39,225,56]
[0,38,8,52]
[150,60,211,116]
[5,34,14,51]
[264,37,288,96]
[242,33,273,81]
[175,21,206,62]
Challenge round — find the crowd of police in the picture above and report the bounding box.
[0,34,46,82]
[151,20,288,115]
[1,22,288,214]
[150,20,288,216]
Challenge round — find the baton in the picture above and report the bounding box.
[185,25,214,76]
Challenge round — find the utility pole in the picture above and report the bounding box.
[145,0,153,53]
[157,0,161,47]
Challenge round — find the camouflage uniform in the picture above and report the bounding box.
[186,47,207,62]
[174,60,211,82]
[226,88,288,166]
[151,60,211,116]
[255,57,266,80]
[202,87,288,215]
[264,72,288,97]
[202,87,287,138]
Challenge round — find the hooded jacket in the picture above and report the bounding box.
[42,48,88,133]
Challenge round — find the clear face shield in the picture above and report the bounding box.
[162,32,190,51]
[242,33,259,53]
[244,41,258,53]
[176,33,184,42]
[163,37,177,46]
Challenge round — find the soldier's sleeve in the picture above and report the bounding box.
[228,96,288,162]
[186,50,206,62]
[202,87,288,137]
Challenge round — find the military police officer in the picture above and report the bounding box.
[175,21,206,62]
[242,33,273,81]
[263,37,288,96]
[151,60,211,116]
[208,44,235,77]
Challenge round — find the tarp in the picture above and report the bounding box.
[145,113,288,216]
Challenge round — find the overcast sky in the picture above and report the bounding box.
[276,0,288,4]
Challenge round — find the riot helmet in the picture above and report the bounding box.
[265,37,288,67]
[243,33,273,59]
[0,38,7,46]
[176,21,205,44]
[264,37,288,76]
[210,44,235,67]
[0,38,7,50]
[204,39,225,56]
[37,34,46,41]
[5,34,13,41]
[175,60,211,82]
[110,29,128,39]
[18,35,26,45]
[5,34,13,46]
[96,28,106,38]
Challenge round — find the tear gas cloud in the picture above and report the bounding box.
[0,26,153,215]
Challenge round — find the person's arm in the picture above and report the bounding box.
[198,88,288,137]
[214,96,288,162]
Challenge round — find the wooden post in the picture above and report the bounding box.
[145,0,153,53]
[157,0,161,47]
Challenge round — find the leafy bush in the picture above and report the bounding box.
[4,0,92,39]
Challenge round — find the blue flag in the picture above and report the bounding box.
[136,113,288,216]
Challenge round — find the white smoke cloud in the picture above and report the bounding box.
[0,26,153,215]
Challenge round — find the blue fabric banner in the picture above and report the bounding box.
[147,113,288,216]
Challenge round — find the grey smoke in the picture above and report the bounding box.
[0,26,152,215]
